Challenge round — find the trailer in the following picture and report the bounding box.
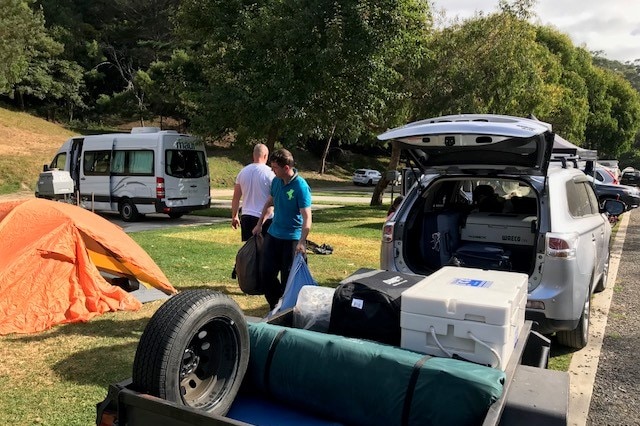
[96,287,568,426]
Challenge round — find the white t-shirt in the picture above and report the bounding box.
[235,163,275,218]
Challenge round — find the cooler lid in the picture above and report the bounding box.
[401,266,528,325]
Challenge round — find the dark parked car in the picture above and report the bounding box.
[588,175,640,211]
[620,170,640,187]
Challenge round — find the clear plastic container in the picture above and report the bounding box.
[293,285,335,332]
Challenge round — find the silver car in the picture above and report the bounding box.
[378,114,624,349]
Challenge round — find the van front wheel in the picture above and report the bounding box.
[119,199,139,222]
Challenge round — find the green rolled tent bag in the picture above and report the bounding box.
[244,322,505,426]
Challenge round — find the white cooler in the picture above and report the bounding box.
[400,266,527,370]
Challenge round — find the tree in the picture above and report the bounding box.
[176,0,432,153]
[0,0,50,94]
[414,10,563,120]
[583,67,640,157]
[34,0,181,122]
[533,26,591,142]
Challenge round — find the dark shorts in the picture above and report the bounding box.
[240,215,272,242]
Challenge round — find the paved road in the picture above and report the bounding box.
[568,211,629,425]
[587,208,640,426]
[0,187,375,233]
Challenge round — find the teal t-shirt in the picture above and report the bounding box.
[268,171,312,240]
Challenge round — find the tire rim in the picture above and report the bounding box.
[178,317,241,410]
[602,260,609,287]
[121,203,132,219]
[582,296,590,343]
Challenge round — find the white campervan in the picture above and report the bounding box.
[36,127,211,221]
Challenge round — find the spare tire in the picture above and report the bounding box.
[132,290,249,415]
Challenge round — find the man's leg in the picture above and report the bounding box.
[261,234,282,309]
[279,239,298,291]
[240,215,259,242]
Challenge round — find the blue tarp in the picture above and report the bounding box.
[267,253,317,318]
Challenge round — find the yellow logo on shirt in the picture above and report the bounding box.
[286,189,294,200]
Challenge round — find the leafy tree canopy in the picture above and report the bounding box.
[176,0,432,150]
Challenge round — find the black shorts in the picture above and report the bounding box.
[240,215,272,241]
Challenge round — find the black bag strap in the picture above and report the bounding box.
[401,354,432,426]
[263,328,287,394]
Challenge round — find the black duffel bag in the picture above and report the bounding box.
[233,234,264,295]
[329,269,423,345]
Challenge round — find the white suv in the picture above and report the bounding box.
[352,169,382,186]
[378,114,624,348]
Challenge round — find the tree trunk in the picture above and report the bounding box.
[320,124,336,174]
[17,91,25,111]
[370,140,402,206]
[266,124,279,152]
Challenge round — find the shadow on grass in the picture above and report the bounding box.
[8,317,151,343]
[548,336,577,358]
[53,341,138,386]
[311,205,386,223]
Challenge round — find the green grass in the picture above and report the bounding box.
[0,204,386,425]
[548,345,573,371]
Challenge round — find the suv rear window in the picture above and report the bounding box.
[566,181,599,217]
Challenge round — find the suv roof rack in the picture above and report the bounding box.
[550,154,580,169]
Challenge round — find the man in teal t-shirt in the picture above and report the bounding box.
[253,149,312,309]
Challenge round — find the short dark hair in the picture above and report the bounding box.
[270,149,295,168]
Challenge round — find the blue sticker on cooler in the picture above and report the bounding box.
[451,278,492,288]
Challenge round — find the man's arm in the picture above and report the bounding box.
[231,183,242,229]
[252,196,274,235]
[296,207,312,253]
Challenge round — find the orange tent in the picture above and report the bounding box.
[0,198,176,335]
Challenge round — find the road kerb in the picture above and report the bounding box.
[567,212,629,426]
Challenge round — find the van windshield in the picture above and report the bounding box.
[165,150,207,178]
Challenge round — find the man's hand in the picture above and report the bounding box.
[252,223,262,235]
[296,240,306,254]
[231,216,240,230]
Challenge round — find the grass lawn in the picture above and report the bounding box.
[0,204,387,425]
[0,201,585,424]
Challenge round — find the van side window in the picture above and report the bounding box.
[111,150,154,175]
[50,153,67,170]
[84,151,111,175]
[166,150,207,178]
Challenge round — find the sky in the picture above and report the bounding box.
[430,0,640,63]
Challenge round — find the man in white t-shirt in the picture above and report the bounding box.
[232,143,275,241]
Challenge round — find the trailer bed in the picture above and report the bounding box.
[97,318,568,426]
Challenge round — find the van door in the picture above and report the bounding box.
[161,135,210,213]
[80,137,115,210]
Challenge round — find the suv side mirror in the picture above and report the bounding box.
[602,199,625,216]
[42,164,50,172]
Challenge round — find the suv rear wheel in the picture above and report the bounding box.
[594,258,609,293]
[556,293,590,349]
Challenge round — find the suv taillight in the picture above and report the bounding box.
[546,233,578,259]
[156,177,165,199]
[382,222,395,243]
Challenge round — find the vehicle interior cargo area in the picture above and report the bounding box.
[461,212,537,246]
